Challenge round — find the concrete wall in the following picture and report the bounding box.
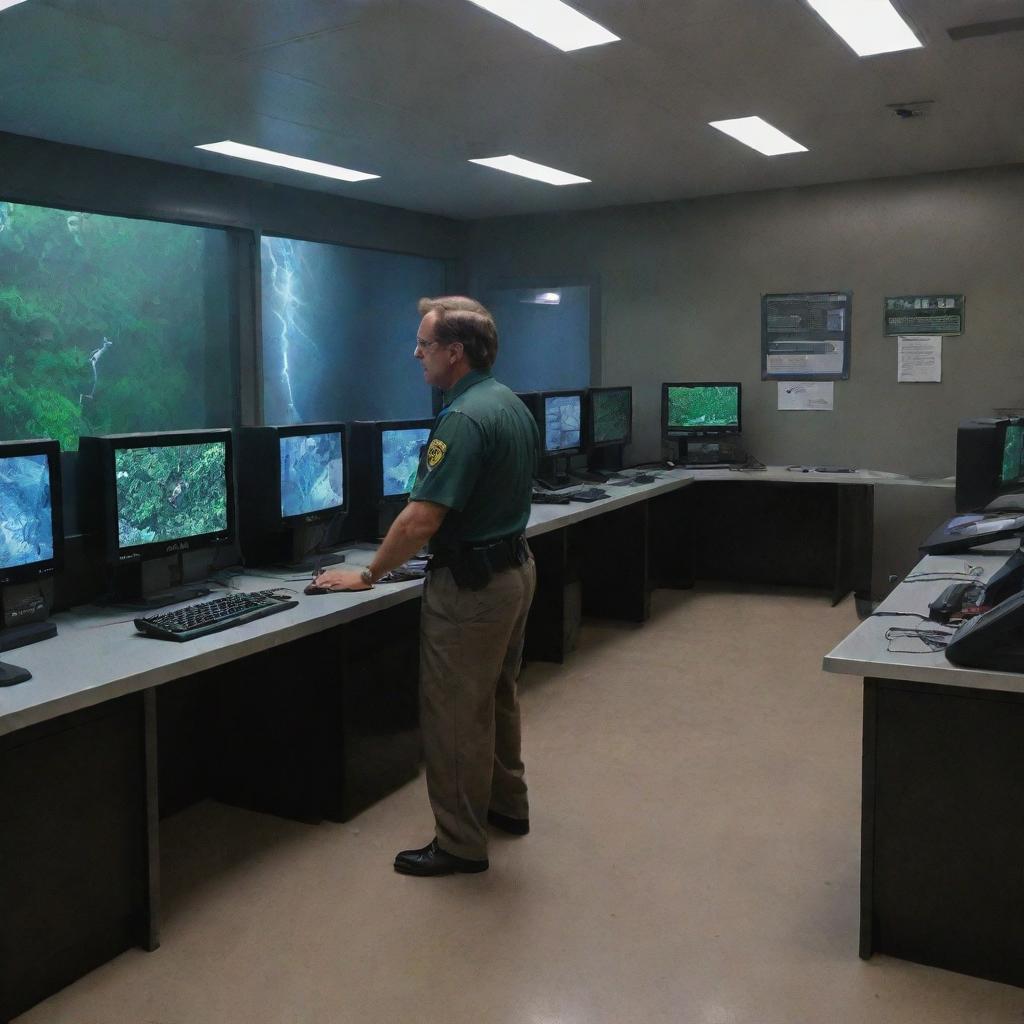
[467,165,1024,478]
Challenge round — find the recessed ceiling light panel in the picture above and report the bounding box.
[466,0,619,52]
[195,141,380,182]
[0,1,31,11]
[470,155,591,186]
[708,117,809,156]
[804,0,923,57]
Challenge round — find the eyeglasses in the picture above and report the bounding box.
[415,337,441,352]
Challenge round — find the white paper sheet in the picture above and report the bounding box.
[897,335,941,382]
[777,381,834,411]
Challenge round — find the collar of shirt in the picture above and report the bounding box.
[442,369,492,408]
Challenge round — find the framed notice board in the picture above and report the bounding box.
[761,292,851,380]
[884,295,964,336]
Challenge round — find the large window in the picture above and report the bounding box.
[260,236,446,424]
[480,285,592,393]
[0,200,236,450]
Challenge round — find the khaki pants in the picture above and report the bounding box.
[419,556,536,861]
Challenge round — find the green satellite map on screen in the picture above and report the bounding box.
[115,442,227,548]
[1001,424,1024,485]
[592,390,630,444]
[667,386,738,429]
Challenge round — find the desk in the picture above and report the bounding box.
[0,466,943,1019]
[661,467,946,606]
[0,472,688,1023]
[824,541,1024,988]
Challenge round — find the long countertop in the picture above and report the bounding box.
[823,539,1024,695]
[0,464,957,737]
[0,470,693,737]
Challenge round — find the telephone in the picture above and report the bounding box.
[945,588,1024,672]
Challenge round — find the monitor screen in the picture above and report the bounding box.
[115,441,228,549]
[280,431,344,519]
[665,384,740,434]
[381,427,430,498]
[544,393,582,453]
[1001,424,1024,486]
[0,453,55,571]
[590,388,632,446]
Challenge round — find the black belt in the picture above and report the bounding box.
[429,533,529,588]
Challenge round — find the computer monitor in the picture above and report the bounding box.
[585,386,632,475]
[662,382,741,462]
[528,390,585,490]
[81,429,234,606]
[349,419,432,536]
[0,439,63,662]
[956,417,1024,512]
[238,424,347,570]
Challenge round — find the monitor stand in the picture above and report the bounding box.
[103,552,212,610]
[0,588,59,685]
[0,661,32,686]
[578,444,626,482]
[536,456,576,491]
[271,518,347,573]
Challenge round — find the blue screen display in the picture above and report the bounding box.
[544,395,582,453]
[0,454,54,569]
[381,428,430,497]
[280,432,344,518]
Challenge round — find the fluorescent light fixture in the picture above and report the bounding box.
[805,0,923,56]
[195,141,379,182]
[466,0,619,52]
[708,117,808,156]
[521,291,562,305]
[0,0,31,10]
[470,155,590,186]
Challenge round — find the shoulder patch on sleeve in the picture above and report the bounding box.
[426,438,447,468]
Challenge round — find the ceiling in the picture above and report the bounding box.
[2,0,1023,220]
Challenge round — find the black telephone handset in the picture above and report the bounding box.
[946,588,1024,672]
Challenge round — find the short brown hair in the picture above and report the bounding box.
[418,295,498,371]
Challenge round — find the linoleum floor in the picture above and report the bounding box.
[16,585,1024,1023]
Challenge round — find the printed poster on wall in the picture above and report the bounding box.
[885,295,963,336]
[761,292,851,380]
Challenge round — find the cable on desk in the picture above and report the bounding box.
[884,625,955,654]
[900,574,986,584]
[870,611,931,620]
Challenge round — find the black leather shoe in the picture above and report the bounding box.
[487,810,530,835]
[394,839,488,876]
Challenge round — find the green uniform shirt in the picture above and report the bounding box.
[410,369,539,547]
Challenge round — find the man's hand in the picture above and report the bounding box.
[313,568,371,591]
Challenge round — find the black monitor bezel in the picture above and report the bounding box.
[662,381,742,438]
[586,386,633,449]
[273,422,348,525]
[374,419,434,505]
[538,389,586,456]
[0,438,64,586]
[95,428,235,563]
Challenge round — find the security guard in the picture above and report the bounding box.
[314,296,539,876]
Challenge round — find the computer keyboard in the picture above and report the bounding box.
[531,491,572,505]
[570,487,608,502]
[134,590,298,642]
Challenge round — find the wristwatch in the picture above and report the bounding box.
[360,567,375,586]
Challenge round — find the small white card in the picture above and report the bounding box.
[897,335,942,382]
[777,381,834,411]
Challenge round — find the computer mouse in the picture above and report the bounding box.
[303,582,332,596]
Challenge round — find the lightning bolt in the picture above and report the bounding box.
[263,237,315,423]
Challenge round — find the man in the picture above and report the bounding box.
[314,296,539,876]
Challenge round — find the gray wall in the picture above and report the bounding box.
[468,165,1024,478]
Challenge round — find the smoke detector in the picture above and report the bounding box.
[886,100,934,119]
